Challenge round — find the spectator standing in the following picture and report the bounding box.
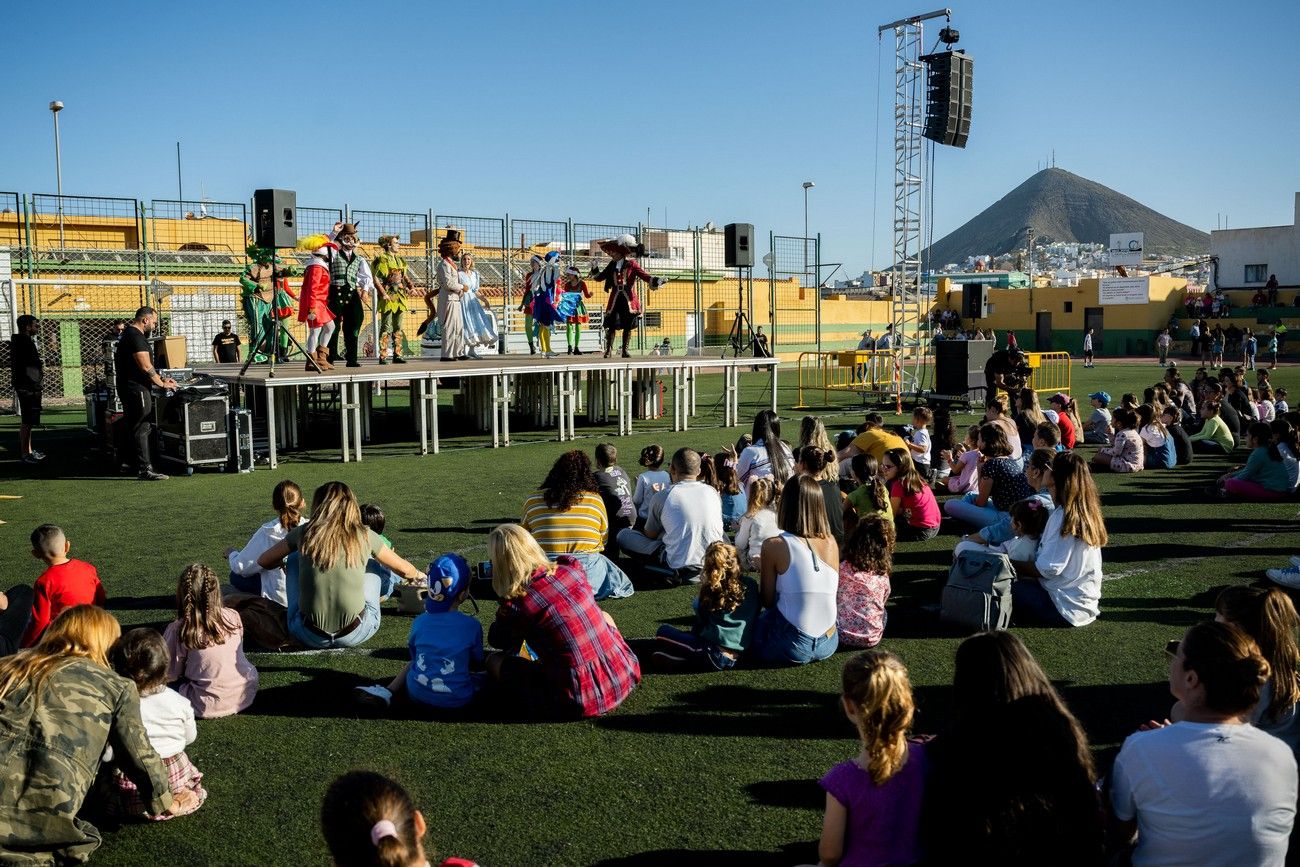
[1156,328,1172,366]
[10,315,44,465]
[211,320,241,363]
[1082,328,1095,368]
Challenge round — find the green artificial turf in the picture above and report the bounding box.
[1,360,1296,866]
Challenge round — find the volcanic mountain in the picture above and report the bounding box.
[921,167,1210,268]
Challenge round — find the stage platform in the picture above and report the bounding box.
[194,353,779,468]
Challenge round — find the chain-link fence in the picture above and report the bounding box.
[0,192,827,403]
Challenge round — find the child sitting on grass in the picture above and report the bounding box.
[735,477,780,572]
[20,524,105,648]
[836,514,896,649]
[906,406,933,480]
[355,554,484,712]
[653,541,759,671]
[1090,407,1144,473]
[361,503,401,601]
[632,444,671,529]
[993,498,1051,562]
[809,650,929,867]
[105,628,206,820]
[717,459,748,532]
[321,770,479,867]
[945,425,983,494]
[929,409,957,487]
[1216,422,1297,501]
[164,563,258,718]
[1138,404,1177,470]
[845,453,893,530]
[1033,420,1064,453]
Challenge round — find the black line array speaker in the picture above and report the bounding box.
[253,189,298,249]
[961,282,987,319]
[724,223,754,268]
[922,50,973,148]
[935,339,995,399]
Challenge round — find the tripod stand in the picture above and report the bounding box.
[725,266,754,359]
[239,257,319,379]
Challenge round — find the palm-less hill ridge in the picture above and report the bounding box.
[921,167,1210,268]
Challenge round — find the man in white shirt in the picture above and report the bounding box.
[874,324,894,351]
[617,448,724,584]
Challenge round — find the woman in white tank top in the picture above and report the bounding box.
[753,476,840,665]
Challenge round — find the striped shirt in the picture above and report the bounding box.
[522,492,609,556]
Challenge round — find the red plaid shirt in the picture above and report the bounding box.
[490,557,640,717]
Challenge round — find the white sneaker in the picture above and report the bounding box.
[1267,566,1300,589]
[353,684,392,708]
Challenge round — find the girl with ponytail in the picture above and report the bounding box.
[653,541,759,671]
[321,770,479,867]
[815,650,929,867]
[164,563,258,718]
[225,479,307,606]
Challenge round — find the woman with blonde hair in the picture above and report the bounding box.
[1009,452,1107,627]
[1216,584,1300,752]
[752,476,840,666]
[0,606,185,862]
[258,481,425,649]
[798,415,840,482]
[484,524,639,718]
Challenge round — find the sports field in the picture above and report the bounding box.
[3,360,1296,866]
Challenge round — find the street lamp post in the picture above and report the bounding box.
[802,181,814,288]
[49,100,64,249]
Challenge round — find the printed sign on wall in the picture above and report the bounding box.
[1099,276,1149,305]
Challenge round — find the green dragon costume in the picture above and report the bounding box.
[239,245,299,362]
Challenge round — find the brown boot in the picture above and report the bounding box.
[314,347,334,371]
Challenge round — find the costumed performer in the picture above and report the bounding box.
[591,234,664,358]
[518,255,542,355]
[530,250,565,358]
[296,234,337,372]
[435,229,468,361]
[459,252,498,359]
[239,246,299,362]
[373,234,415,365]
[558,265,592,355]
[326,222,374,368]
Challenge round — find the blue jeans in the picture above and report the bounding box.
[654,624,738,671]
[1011,578,1072,627]
[229,570,260,594]
[367,558,400,602]
[943,491,1002,529]
[750,606,838,666]
[567,552,634,601]
[284,554,383,649]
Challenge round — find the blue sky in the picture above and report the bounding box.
[4,0,1297,277]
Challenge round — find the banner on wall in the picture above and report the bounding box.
[1099,276,1149,305]
[1108,232,1144,266]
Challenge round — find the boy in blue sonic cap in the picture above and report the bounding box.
[1083,392,1113,444]
[354,553,484,711]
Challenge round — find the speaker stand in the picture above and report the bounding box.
[724,267,753,359]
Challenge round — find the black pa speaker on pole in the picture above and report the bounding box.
[961,282,987,319]
[724,223,754,268]
[921,50,973,148]
[253,189,297,249]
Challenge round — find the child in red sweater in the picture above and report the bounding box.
[20,524,105,648]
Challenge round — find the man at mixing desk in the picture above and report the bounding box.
[115,306,178,481]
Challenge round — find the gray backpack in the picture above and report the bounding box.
[940,549,1015,632]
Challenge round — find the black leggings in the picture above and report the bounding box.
[1191,439,1229,455]
[0,585,33,656]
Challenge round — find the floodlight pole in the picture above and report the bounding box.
[49,100,65,249]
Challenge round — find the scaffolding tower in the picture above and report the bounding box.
[878,8,951,404]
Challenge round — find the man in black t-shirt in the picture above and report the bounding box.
[114,307,179,480]
[10,315,44,465]
[211,320,241,363]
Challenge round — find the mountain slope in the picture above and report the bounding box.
[921,167,1209,267]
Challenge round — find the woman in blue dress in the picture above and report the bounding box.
[530,250,565,357]
[458,253,498,358]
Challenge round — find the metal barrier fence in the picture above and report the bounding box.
[0,191,831,403]
[1024,351,1072,399]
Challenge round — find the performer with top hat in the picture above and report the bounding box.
[296,234,337,371]
[372,234,415,365]
[558,266,592,355]
[434,229,469,361]
[590,234,664,358]
[326,222,374,368]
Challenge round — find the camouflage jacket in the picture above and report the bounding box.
[0,658,170,865]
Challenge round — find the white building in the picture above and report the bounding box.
[1211,192,1299,289]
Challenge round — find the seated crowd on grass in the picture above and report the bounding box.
[1,360,1299,865]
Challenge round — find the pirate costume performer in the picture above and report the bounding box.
[373,234,415,364]
[435,229,469,360]
[518,255,543,355]
[326,223,374,368]
[459,253,498,358]
[239,246,298,362]
[530,250,565,357]
[591,234,664,358]
[296,234,338,371]
[557,265,592,355]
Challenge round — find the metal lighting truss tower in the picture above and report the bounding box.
[878,8,950,402]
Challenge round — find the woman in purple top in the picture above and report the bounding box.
[816,650,929,866]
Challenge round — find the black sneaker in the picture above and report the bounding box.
[393,356,407,364]
[138,469,170,481]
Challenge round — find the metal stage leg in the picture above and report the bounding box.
[502,374,510,447]
[771,361,779,411]
[267,384,278,469]
[353,382,364,462]
[417,378,429,456]
[339,383,351,463]
[618,368,630,436]
[431,378,440,454]
[491,374,501,448]
[689,366,697,417]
